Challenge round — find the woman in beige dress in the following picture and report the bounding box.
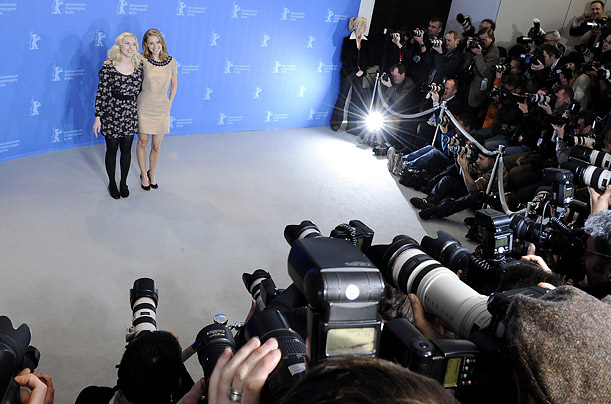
[137,28,178,190]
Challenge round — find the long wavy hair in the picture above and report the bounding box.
[108,32,142,69]
[142,29,170,62]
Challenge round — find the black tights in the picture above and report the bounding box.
[105,135,133,186]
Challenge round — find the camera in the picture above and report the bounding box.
[580,18,608,32]
[541,168,575,209]
[490,64,510,73]
[429,38,443,48]
[421,82,444,94]
[284,220,385,365]
[456,14,475,37]
[411,28,425,37]
[0,316,40,404]
[468,36,483,49]
[243,269,282,312]
[596,66,611,80]
[529,93,554,104]
[570,144,611,170]
[187,314,239,379]
[381,72,391,82]
[516,18,544,46]
[386,28,408,46]
[575,43,592,58]
[565,135,597,148]
[520,50,543,66]
[489,86,528,106]
[126,277,158,342]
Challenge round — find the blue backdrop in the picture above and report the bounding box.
[0,0,361,162]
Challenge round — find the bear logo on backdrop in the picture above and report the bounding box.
[51,0,63,15]
[231,2,240,19]
[298,85,306,98]
[273,61,281,74]
[94,31,106,47]
[30,100,41,116]
[218,112,226,125]
[203,87,213,101]
[265,111,273,122]
[28,32,41,50]
[210,31,220,47]
[51,127,62,143]
[176,1,187,16]
[261,33,270,47]
[117,0,127,14]
[281,6,290,21]
[51,64,63,81]
[307,35,315,48]
[326,9,334,23]
[253,86,262,99]
[224,60,233,74]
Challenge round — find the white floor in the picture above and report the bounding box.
[0,127,475,402]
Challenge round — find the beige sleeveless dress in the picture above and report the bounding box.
[137,57,177,135]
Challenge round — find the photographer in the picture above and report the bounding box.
[380,63,415,114]
[553,109,597,165]
[409,146,507,220]
[404,18,444,86]
[76,331,194,404]
[559,51,591,108]
[529,44,563,90]
[459,27,500,122]
[426,31,462,85]
[538,85,574,116]
[478,75,527,154]
[569,0,608,47]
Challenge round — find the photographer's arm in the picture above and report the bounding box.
[458,155,476,190]
[588,186,611,214]
[14,370,48,404]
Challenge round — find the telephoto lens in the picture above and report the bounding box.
[529,93,553,104]
[194,314,237,380]
[490,64,510,73]
[127,278,159,341]
[284,220,323,245]
[561,159,611,194]
[365,236,492,338]
[243,269,280,312]
[0,316,33,402]
[244,310,307,403]
[571,144,611,170]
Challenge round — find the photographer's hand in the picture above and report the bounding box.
[14,369,48,404]
[552,123,565,139]
[356,70,364,77]
[207,337,281,404]
[521,255,552,272]
[432,42,443,54]
[531,60,545,71]
[381,75,392,88]
[176,377,206,404]
[430,89,440,104]
[539,102,552,115]
[408,294,448,340]
[589,185,611,214]
[518,100,529,114]
[392,33,402,48]
[33,372,54,404]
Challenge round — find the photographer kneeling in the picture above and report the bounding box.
[410,145,507,220]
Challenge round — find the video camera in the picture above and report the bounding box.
[0,317,40,404]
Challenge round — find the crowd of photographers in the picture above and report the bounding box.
[2,3,611,404]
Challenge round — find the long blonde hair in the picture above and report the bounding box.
[142,28,170,62]
[349,17,367,32]
[107,32,142,69]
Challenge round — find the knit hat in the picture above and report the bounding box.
[505,286,611,404]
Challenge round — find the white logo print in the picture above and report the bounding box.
[210,31,220,47]
[224,60,233,74]
[298,85,306,98]
[326,9,334,23]
[170,116,176,129]
[308,108,315,120]
[94,31,106,47]
[273,61,281,74]
[204,87,213,100]
[218,112,227,125]
[30,99,41,116]
[51,0,63,14]
[253,86,262,99]
[281,6,289,20]
[264,111,273,122]
[117,0,128,15]
[307,35,315,48]
[231,2,241,18]
[51,127,62,142]
[176,1,187,16]
[316,61,324,73]
[51,64,63,81]
[261,33,270,47]
[29,32,41,50]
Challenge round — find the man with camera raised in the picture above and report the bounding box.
[426,31,462,85]
[404,18,444,86]
[459,27,500,122]
[529,44,564,90]
[569,0,609,47]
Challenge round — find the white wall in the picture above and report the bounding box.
[446,0,502,36]
[359,0,376,35]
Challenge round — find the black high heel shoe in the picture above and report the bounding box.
[140,175,150,191]
[147,170,158,189]
[108,183,120,199]
[120,183,129,198]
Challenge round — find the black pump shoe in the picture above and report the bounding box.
[108,184,120,199]
[120,183,129,198]
[147,170,158,189]
[140,175,150,191]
